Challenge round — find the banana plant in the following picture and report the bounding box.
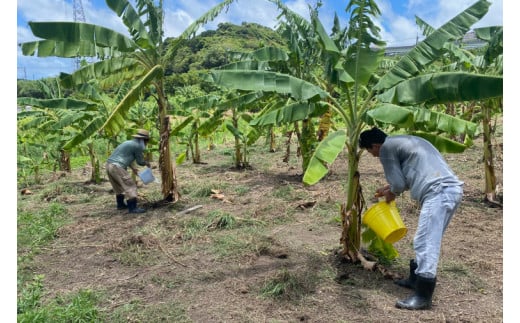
[413,17,503,204]
[17,95,106,182]
[18,78,75,171]
[215,4,326,173]
[205,0,502,262]
[17,114,54,185]
[468,26,503,205]
[214,91,267,169]
[177,91,267,168]
[20,0,238,202]
[174,94,220,164]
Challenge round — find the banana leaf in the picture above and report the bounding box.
[303,130,346,185]
[250,102,329,126]
[376,72,502,105]
[374,0,491,91]
[17,97,97,110]
[101,65,163,136]
[206,70,328,102]
[22,22,136,56]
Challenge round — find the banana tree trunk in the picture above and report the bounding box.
[59,149,71,172]
[194,132,201,163]
[340,146,364,261]
[87,142,101,184]
[157,82,179,202]
[282,130,293,163]
[300,119,316,172]
[482,100,498,203]
[269,127,276,152]
[189,125,201,164]
[232,111,243,168]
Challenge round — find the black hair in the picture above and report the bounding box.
[359,127,387,149]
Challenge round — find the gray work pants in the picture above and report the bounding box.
[414,184,463,278]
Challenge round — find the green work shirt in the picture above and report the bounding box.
[107,139,147,169]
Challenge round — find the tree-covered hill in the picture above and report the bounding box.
[162,22,287,94]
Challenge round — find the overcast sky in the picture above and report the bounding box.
[16,0,504,80]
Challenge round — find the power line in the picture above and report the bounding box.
[73,0,86,22]
[73,0,86,70]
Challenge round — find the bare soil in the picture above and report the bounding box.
[18,129,503,322]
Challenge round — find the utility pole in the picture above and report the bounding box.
[73,0,86,70]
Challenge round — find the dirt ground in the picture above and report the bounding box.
[17,128,504,322]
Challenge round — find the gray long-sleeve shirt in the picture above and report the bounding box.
[107,139,147,169]
[379,135,463,203]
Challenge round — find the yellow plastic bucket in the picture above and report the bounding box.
[362,201,407,243]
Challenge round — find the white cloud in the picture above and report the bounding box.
[224,1,281,29]
[18,0,71,23]
[161,0,282,37]
[17,26,35,44]
[406,0,426,10]
[17,0,71,44]
[476,0,503,27]
[384,16,419,46]
[82,1,129,36]
[376,0,502,47]
[410,0,503,29]
[164,8,195,37]
[285,0,313,17]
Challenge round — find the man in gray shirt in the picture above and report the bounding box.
[359,127,463,310]
[106,129,151,214]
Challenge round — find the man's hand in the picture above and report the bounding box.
[131,168,139,176]
[375,184,390,197]
[375,184,396,203]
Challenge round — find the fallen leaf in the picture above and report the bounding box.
[21,189,33,195]
[296,201,316,209]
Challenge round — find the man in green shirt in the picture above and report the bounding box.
[106,129,151,214]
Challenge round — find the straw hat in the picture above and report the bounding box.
[132,129,150,140]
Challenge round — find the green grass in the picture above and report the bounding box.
[17,202,70,280]
[259,268,307,301]
[70,155,92,169]
[208,210,237,229]
[18,203,68,249]
[271,185,295,199]
[271,184,310,202]
[16,202,103,322]
[17,274,190,323]
[440,261,487,293]
[18,275,102,323]
[211,227,272,258]
[180,179,230,199]
[311,201,341,220]
[234,185,251,196]
[109,300,191,323]
[111,234,163,267]
[179,216,211,241]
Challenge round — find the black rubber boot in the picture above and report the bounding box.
[394,259,417,289]
[395,275,436,310]
[116,194,127,210]
[127,198,146,214]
